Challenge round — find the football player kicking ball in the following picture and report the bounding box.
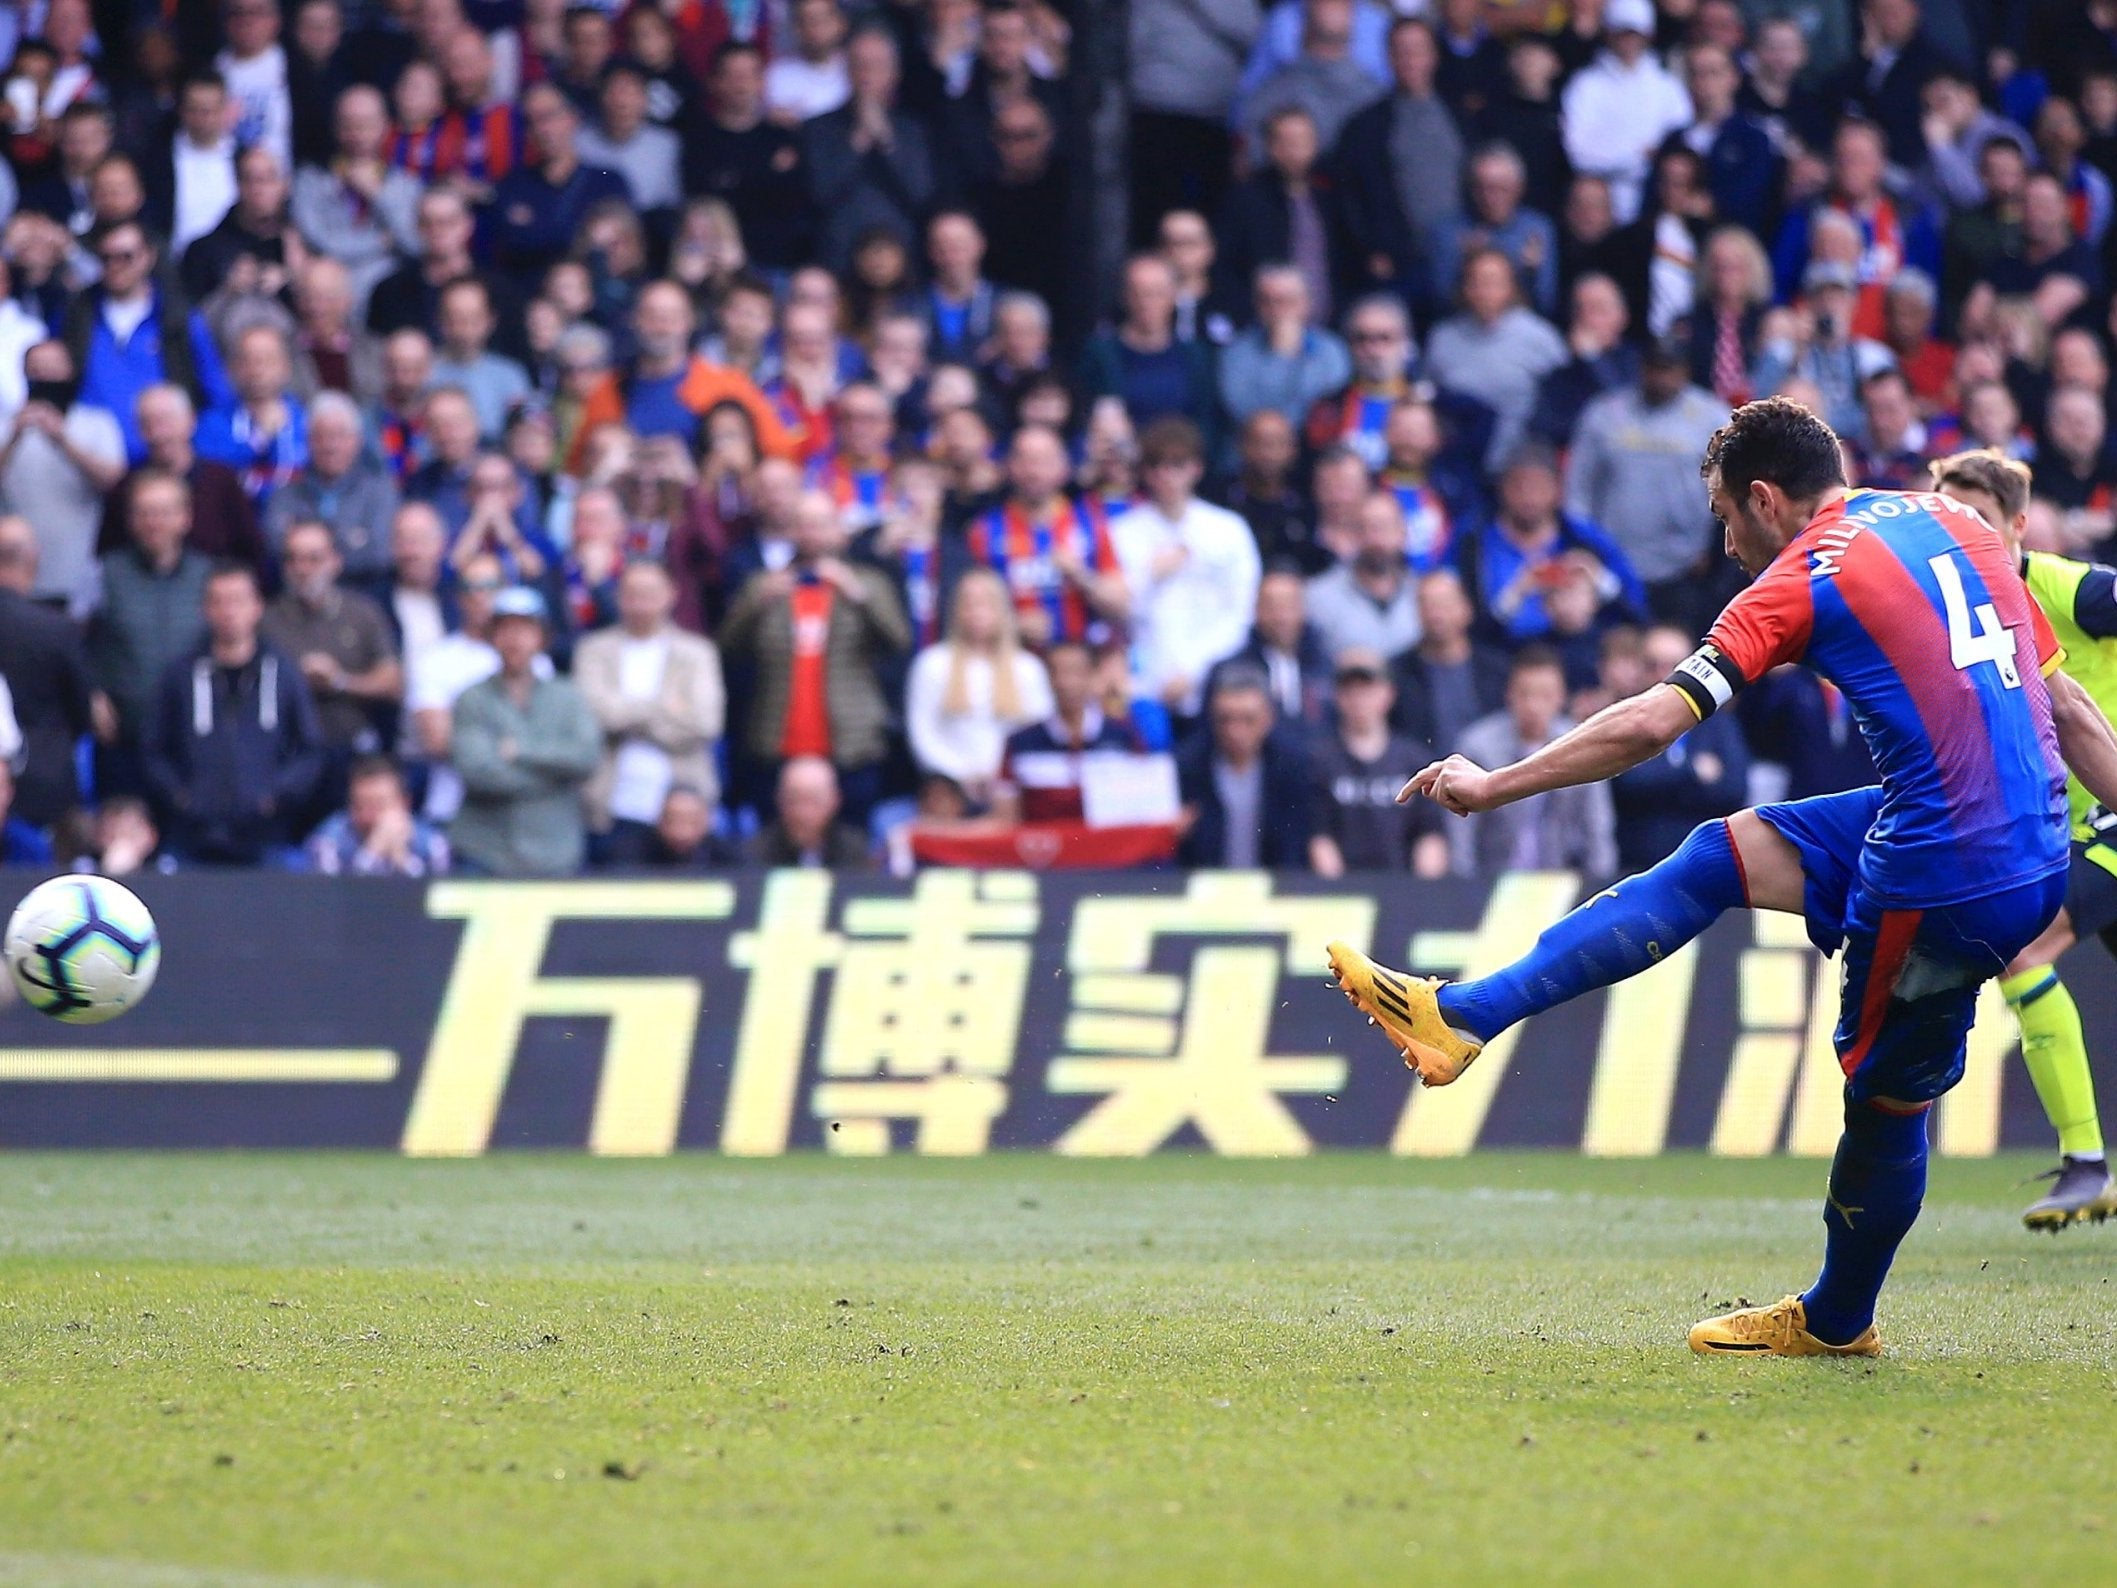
[1928,449,2117,1230]
[1327,398,2117,1358]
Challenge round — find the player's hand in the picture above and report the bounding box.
[1400,754,1499,814]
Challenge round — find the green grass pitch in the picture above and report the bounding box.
[0,1153,2112,1587]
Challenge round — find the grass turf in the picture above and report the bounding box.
[0,1153,2113,1587]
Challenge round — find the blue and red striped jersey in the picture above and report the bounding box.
[1700,488,2068,909]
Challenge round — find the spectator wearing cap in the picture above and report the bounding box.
[578,59,684,218]
[1217,265,1353,438]
[306,754,451,876]
[1176,663,1315,869]
[1769,120,1941,339]
[1234,0,1388,154]
[1824,0,1949,172]
[0,516,94,827]
[1427,141,1559,319]
[1336,18,1462,304]
[1209,565,1335,731]
[1305,490,1422,663]
[0,339,126,619]
[1609,623,1750,872]
[449,585,600,876]
[429,278,532,442]
[1752,260,1896,439]
[144,562,324,867]
[264,391,399,591]
[1563,343,1728,637]
[1658,44,1779,239]
[1078,253,1219,440]
[1452,645,1615,879]
[1214,106,1356,330]
[719,488,911,824]
[802,25,936,275]
[1308,646,1449,879]
[1423,247,1567,472]
[1559,0,1693,225]
[574,560,726,864]
[746,756,873,868]
[1527,273,1638,450]
[1389,569,1507,756]
[564,280,795,473]
[290,86,422,314]
[1111,417,1262,721]
[488,83,632,290]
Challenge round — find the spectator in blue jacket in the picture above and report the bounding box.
[143,561,324,866]
[61,218,231,463]
[1456,443,1644,649]
[1217,265,1352,438]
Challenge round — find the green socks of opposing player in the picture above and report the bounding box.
[2000,968,2106,1159]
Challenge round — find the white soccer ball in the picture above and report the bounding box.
[5,875,161,1025]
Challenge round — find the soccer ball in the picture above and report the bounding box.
[5,875,161,1025]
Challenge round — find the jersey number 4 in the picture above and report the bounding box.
[1930,554,2022,689]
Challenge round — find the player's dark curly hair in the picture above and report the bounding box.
[1699,396,1846,503]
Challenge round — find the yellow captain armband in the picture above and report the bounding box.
[2044,646,2068,679]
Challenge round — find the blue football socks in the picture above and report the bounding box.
[1437,819,1749,1043]
[1801,1102,1930,1346]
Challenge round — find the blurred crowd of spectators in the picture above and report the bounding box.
[0,0,2111,880]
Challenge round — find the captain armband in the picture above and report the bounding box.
[1666,643,1746,721]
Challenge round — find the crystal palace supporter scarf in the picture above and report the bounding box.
[1385,473,1453,573]
[978,497,1093,643]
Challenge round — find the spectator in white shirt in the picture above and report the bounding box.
[1559,0,1692,223]
[1111,416,1263,720]
[765,0,852,125]
[216,0,294,174]
[387,500,447,689]
[168,70,239,254]
[905,567,1054,806]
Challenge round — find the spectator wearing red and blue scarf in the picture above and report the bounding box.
[965,424,1127,650]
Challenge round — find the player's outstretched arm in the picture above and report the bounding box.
[1402,684,1698,815]
[2049,668,2117,815]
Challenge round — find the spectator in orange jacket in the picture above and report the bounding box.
[563,278,796,474]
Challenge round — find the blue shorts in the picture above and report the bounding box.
[1753,789,2067,1107]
